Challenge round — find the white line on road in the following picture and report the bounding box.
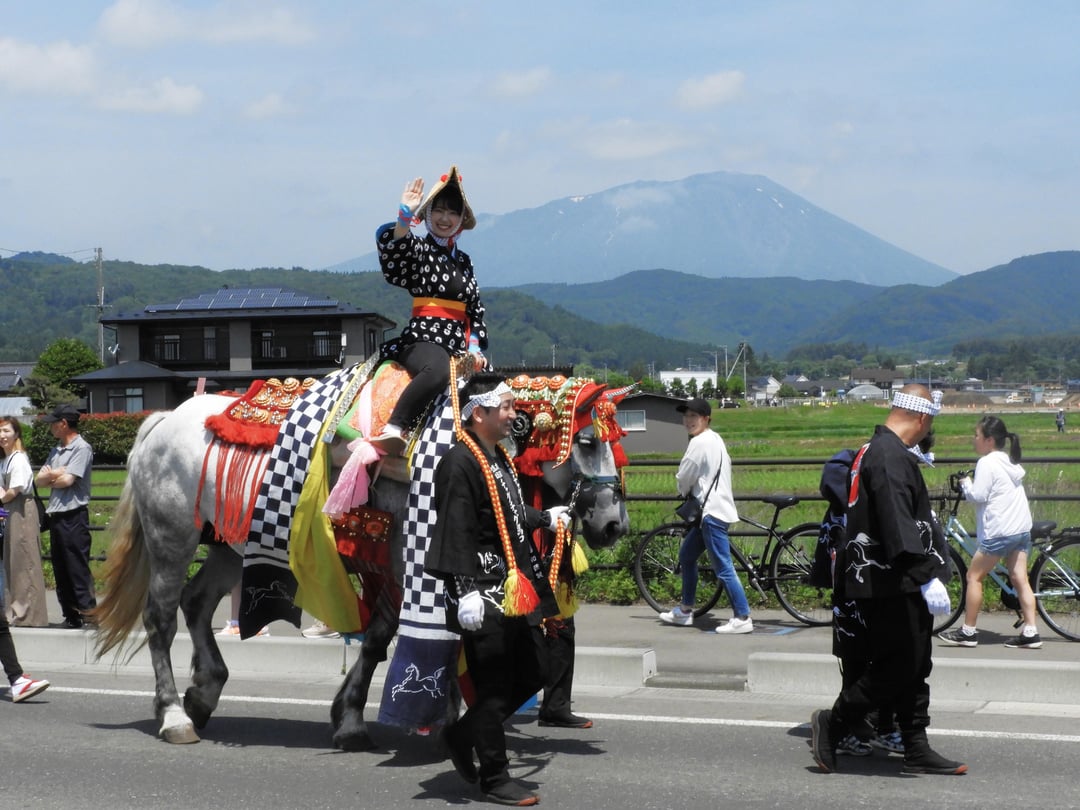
[48,687,1080,744]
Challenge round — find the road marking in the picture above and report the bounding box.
[49,687,1080,743]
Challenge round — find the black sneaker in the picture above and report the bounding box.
[937,628,978,647]
[1004,633,1043,649]
[538,711,593,729]
[902,747,968,775]
[482,779,539,806]
[810,709,838,773]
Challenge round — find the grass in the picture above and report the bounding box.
[49,402,1080,604]
[577,402,1080,606]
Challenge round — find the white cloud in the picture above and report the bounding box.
[832,120,855,137]
[0,37,98,95]
[577,119,696,161]
[244,92,291,119]
[675,70,745,110]
[97,76,203,114]
[490,67,552,99]
[99,0,315,47]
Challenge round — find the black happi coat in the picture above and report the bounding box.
[837,425,951,601]
[425,433,557,634]
[376,224,488,359]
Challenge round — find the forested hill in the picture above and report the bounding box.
[0,250,1077,370]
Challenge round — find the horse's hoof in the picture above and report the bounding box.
[183,692,213,730]
[333,728,375,752]
[160,705,201,743]
[160,724,201,744]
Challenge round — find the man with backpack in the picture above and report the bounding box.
[810,385,966,776]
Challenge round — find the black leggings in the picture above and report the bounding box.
[389,342,452,429]
[0,613,24,683]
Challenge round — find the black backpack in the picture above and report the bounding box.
[809,448,857,588]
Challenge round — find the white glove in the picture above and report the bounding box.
[457,590,484,631]
[547,505,572,531]
[920,578,951,616]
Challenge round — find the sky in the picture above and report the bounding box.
[2,1,1078,276]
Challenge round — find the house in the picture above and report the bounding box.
[0,363,32,396]
[749,375,781,404]
[616,392,693,455]
[849,367,905,392]
[72,286,396,414]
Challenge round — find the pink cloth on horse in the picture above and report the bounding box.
[323,380,381,517]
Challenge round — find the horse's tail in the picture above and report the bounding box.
[91,412,168,659]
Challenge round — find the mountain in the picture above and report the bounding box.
[0,251,1074,369]
[333,170,957,287]
[514,270,885,355]
[790,251,1080,354]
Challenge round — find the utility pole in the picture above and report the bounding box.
[88,247,112,362]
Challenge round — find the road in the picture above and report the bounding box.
[4,668,1079,809]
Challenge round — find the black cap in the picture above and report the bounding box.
[40,404,81,424]
[676,398,711,417]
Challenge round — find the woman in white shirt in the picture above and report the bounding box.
[938,415,1039,649]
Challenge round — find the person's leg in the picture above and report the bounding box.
[1005,545,1038,629]
[48,520,77,624]
[702,517,750,618]
[0,570,24,682]
[67,509,96,615]
[539,618,582,723]
[962,549,998,628]
[387,342,452,430]
[676,525,705,609]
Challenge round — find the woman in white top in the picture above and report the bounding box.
[938,415,1039,649]
[0,416,48,626]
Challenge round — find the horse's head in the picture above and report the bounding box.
[539,425,629,549]
[508,375,635,550]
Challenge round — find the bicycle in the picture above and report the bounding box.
[934,470,1080,640]
[633,495,830,626]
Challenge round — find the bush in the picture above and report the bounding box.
[27,411,150,465]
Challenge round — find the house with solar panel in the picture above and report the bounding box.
[71,287,395,414]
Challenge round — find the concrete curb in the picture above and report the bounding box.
[13,629,656,689]
[747,651,1080,704]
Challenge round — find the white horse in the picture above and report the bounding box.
[91,378,630,749]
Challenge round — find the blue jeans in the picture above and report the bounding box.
[679,515,751,618]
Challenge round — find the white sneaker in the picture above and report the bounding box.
[715,616,753,634]
[217,620,240,636]
[302,620,341,639]
[10,674,50,703]
[658,606,695,626]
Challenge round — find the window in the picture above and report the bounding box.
[313,329,339,359]
[203,326,217,361]
[617,409,646,432]
[259,330,274,359]
[154,334,181,362]
[107,387,144,413]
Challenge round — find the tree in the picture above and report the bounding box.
[31,338,102,405]
[668,377,687,398]
[776,383,800,399]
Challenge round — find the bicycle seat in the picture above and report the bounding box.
[1032,520,1057,540]
[760,495,800,509]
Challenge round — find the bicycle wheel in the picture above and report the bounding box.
[933,544,967,635]
[633,522,723,617]
[1031,536,1080,641]
[769,523,832,626]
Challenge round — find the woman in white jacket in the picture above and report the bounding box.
[939,416,1040,649]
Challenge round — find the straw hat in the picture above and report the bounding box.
[417,165,476,231]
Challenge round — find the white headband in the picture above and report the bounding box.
[461,381,512,421]
[892,389,942,416]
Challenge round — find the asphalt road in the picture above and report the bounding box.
[4,668,1080,809]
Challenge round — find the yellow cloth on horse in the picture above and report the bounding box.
[289,420,362,633]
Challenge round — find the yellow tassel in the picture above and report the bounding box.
[554,581,579,618]
[502,568,540,617]
[571,540,590,575]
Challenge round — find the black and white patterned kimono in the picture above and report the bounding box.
[375,223,489,361]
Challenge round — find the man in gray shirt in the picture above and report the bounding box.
[36,405,94,629]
